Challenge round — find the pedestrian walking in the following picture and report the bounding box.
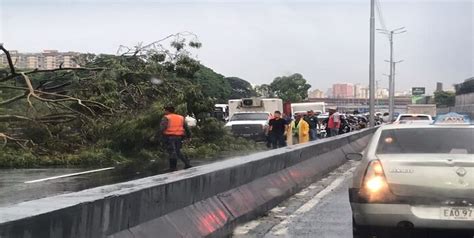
[304,110,319,141]
[327,107,341,137]
[289,113,310,144]
[161,106,192,171]
[268,111,288,149]
[265,113,275,148]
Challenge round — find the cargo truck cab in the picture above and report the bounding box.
[225,98,283,141]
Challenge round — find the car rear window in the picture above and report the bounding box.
[376,128,474,154]
[399,115,430,121]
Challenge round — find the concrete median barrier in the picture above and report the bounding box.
[0,127,378,238]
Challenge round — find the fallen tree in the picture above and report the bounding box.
[0,34,257,168]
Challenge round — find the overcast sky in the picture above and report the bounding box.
[1,0,473,93]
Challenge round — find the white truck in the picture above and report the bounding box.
[225,98,283,140]
[213,104,229,121]
[290,102,326,116]
[406,104,437,117]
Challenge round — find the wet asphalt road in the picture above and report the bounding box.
[0,159,217,208]
[233,162,356,238]
[233,162,474,238]
[270,172,353,238]
[0,168,121,207]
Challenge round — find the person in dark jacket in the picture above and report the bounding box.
[268,111,288,149]
[304,110,319,141]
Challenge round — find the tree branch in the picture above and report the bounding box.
[0,44,16,75]
[0,132,34,149]
[0,94,26,106]
[0,74,114,114]
[0,114,35,122]
[0,67,106,82]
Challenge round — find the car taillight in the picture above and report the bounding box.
[359,160,396,203]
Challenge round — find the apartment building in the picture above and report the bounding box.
[0,50,81,70]
[308,89,326,98]
[332,83,355,98]
[354,84,370,99]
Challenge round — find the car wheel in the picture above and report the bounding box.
[352,218,400,238]
[352,218,372,238]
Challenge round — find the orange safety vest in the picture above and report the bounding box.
[164,114,185,136]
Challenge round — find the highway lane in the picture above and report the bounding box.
[233,161,356,238]
[233,161,474,238]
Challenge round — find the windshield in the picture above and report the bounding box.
[231,113,269,121]
[377,128,474,154]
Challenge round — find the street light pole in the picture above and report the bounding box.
[388,33,394,119]
[391,60,403,112]
[369,0,376,127]
[375,79,382,107]
[378,27,406,120]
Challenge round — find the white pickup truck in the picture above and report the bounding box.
[225,98,283,140]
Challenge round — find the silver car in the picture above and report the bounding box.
[348,120,474,237]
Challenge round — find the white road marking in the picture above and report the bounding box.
[24,167,115,184]
[267,167,356,236]
[233,220,262,235]
[270,206,286,213]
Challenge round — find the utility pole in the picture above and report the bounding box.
[378,27,406,120]
[375,79,382,107]
[369,0,376,127]
[382,74,390,110]
[384,59,403,117]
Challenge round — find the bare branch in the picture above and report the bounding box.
[117,32,200,61]
[41,81,72,91]
[0,44,16,75]
[0,114,34,122]
[0,67,106,82]
[0,132,35,149]
[0,94,26,106]
[0,74,114,114]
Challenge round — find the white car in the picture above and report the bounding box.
[348,114,474,237]
[381,112,391,123]
[395,113,433,123]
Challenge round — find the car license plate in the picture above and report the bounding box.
[441,207,474,220]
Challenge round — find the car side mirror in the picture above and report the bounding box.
[346,153,363,161]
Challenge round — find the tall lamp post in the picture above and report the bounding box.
[377,27,406,120]
[369,0,376,127]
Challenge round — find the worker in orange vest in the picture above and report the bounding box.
[160,106,192,171]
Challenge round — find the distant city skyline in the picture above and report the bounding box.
[0,48,461,97]
[1,0,472,93]
[310,80,457,99]
[0,49,80,70]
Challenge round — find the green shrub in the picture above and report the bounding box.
[192,117,227,143]
[74,148,126,166]
[0,148,38,168]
